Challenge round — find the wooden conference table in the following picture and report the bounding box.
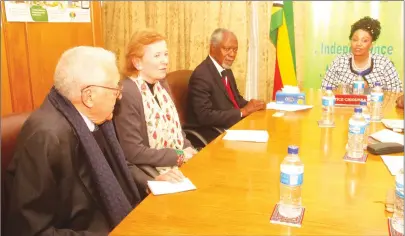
[111,89,404,235]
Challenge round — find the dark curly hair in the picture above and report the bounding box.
[349,16,381,42]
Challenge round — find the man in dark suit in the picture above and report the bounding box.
[4,46,178,235]
[187,28,266,144]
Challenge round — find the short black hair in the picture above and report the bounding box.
[349,16,381,42]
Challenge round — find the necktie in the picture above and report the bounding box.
[221,70,228,86]
[220,70,239,109]
[93,125,99,132]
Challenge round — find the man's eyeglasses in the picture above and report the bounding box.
[81,82,123,98]
[222,47,238,54]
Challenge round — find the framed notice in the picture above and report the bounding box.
[4,1,91,23]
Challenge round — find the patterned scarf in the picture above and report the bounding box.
[132,77,184,172]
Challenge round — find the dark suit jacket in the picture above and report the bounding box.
[187,56,248,129]
[4,99,147,236]
[113,78,192,176]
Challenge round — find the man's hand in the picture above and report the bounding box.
[240,99,266,117]
[183,147,197,161]
[251,99,266,110]
[155,169,185,183]
[396,94,404,109]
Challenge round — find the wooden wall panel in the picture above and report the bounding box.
[1,1,103,115]
[1,27,13,116]
[26,23,95,108]
[1,10,34,113]
[91,2,104,47]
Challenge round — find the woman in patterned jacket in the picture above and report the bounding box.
[113,29,197,194]
[321,16,402,92]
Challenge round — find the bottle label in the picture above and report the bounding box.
[396,189,404,199]
[353,81,365,89]
[396,175,404,199]
[322,97,335,106]
[371,93,383,102]
[396,178,404,199]
[280,165,304,186]
[349,124,366,134]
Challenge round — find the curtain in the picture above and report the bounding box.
[102,1,304,101]
[244,1,258,100]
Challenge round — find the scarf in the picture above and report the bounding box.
[132,77,184,173]
[47,87,140,228]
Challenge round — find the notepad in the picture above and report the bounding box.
[266,102,313,112]
[370,129,404,145]
[382,119,404,130]
[147,178,196,195]
[381,155,404,176]
[223,130,269,143]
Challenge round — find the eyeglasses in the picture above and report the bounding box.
[81,82,123,98]
[222,47,238,54]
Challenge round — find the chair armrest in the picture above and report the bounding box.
[211,127,225,134]
[183,129,208,146]
[182,124,225,135]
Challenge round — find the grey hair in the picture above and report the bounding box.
[53,46,118,101]
[210,28,233,47]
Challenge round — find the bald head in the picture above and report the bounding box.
[209,28,238,69]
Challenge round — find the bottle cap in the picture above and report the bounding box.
[287,145,299,155]
[354,107,362,113]
[374,82,381,86]
[360,101,367,106]
[326,86,332,90]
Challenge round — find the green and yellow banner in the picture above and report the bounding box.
[270,1,297,99]
[302,1,404,89]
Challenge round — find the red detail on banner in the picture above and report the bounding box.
[272,54,284,100]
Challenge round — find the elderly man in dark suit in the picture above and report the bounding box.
[187,28,266,144]
[4,46,171,235]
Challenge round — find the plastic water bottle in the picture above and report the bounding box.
[347,107,367,159]
[279,145,304,218]
[353,76,365,95]
[321,86,335,125]
[392,168,404,234]
[360,101,370,149]
[370,82,384,121]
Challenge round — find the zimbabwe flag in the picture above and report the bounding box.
[270,1,297,100]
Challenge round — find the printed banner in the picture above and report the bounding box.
[302,1,404,89]
[4,1,91,23]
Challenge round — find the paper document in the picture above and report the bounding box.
[381,155,404,176]
[223,130,269,143]
[147,178,196,195]
[224,140,267,152]
[381,119,404,130]
[370,129,404,145]
[266,102,313,112]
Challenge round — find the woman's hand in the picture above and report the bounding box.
[183,147,198,161]
[155,169,185,183]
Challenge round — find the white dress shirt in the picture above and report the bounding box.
[209,55,242,117]
[79,111,96,132]
[209,55,227,85]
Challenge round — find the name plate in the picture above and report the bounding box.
[335,94,368,106]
